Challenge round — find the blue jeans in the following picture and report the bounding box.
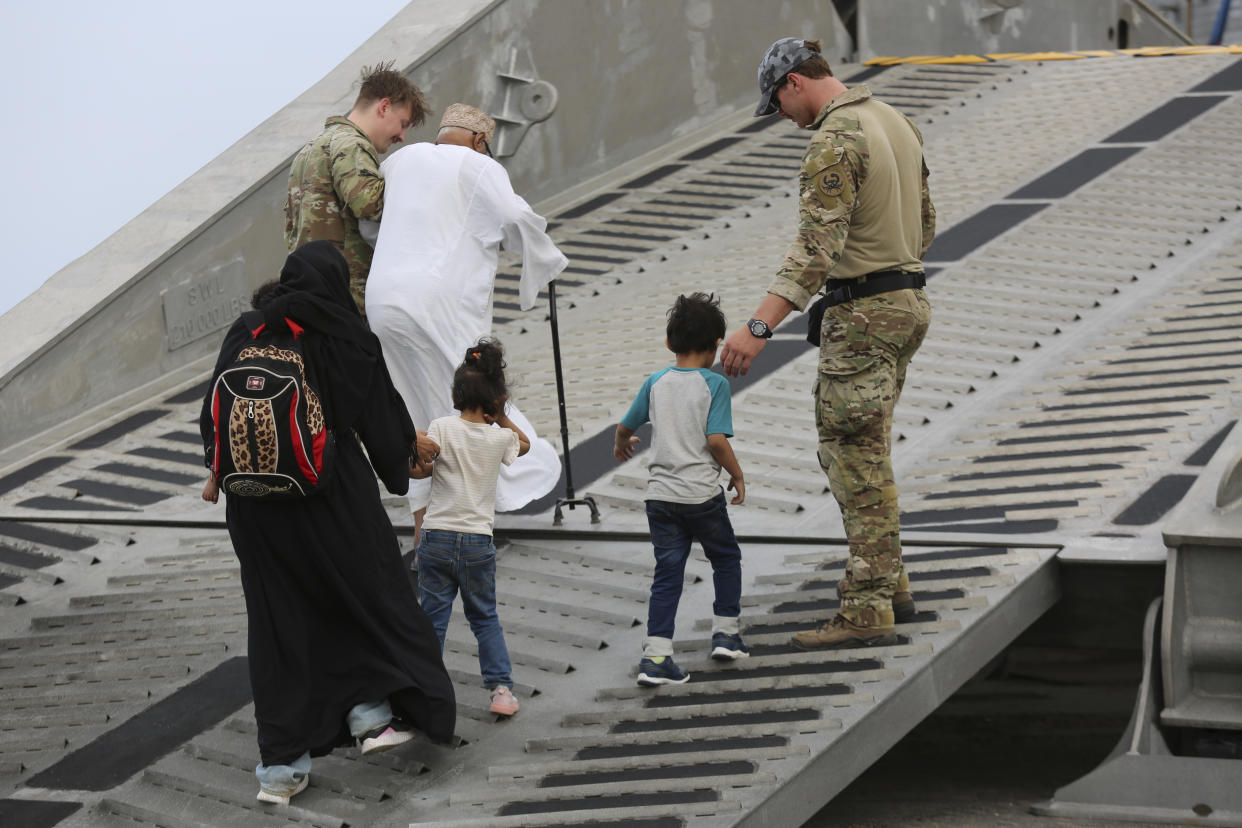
[255,699,392,792]
[645,492,742,644]
[417,530,513,689]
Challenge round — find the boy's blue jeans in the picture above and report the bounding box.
[417,529,514,689]
[644,492,742,656]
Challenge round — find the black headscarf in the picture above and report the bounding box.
[256,241,379,429]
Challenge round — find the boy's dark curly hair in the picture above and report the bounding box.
[666,292,727,354]
[452,338,509,417]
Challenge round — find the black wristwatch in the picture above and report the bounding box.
[747,318,774,339]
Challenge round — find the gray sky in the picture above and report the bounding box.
[0,0,409,317]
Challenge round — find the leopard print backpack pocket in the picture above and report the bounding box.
[208,312,337,498]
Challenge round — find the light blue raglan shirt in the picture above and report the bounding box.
[620,367,733,504]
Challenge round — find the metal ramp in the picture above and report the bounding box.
[0,531,1056,828]
[405,542,1058,828]
[3,51,1242,828]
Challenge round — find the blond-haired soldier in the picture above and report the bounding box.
[285,61,429,313]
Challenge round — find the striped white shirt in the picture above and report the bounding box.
[423,415,520,536]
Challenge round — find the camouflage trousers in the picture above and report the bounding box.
[350,275,368,317]
[814,287,931,626]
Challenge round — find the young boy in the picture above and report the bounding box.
[614,292,749,686]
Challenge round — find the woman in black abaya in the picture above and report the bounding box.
[200,241,455,805]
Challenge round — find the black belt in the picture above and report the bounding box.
[806,269,927,347]
[823,269,926,307]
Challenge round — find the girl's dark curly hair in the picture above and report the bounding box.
[452,338,509,417]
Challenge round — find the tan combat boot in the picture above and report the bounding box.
[790,609,897,651]
[836,572,916,622]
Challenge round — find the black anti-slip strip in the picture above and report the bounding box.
[679,137,744,161]
[902,501,1077,525]
[15,494,135,512]
[158,430,203,445]
[1185,420,1236,466]
[0,456,71,497]
[557,820,682,828]
[557,191,626,219]
[61,479,169,506]
[500,790,716,816]
[162,381,210,405]
[1191,56,1242,91]
[923,203,1048,262]
[973,445,1142,463]
[691,658,882,683]
[621,164,685,189]
[542,761,754,787]
[91,462,200,486]
[127,446,202,467]
[0,544,58,570]
[1007,146,1142,200]
[576,734,786,760]
[646,685,849,707]
[910,518,1059,534]
[612,709,817,733]
[0,522,96,551]
[0,800,81,828]
[951,463,1124,481]
[1041,393,1209,412]
[1103,95,1228,143]
[997,428,1165,446]
[26,656,251,791]
[1112,474,1198,526]
[1018,411,1188,428]
[736,114,784,133]
[845,64,892,84]
[68,409,168,451]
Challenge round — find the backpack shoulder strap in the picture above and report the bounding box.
[240,310,266,340]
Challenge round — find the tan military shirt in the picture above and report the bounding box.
[767,86,936,311]
[285,117,385,312]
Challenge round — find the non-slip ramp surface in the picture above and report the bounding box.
[402,542,1058,828]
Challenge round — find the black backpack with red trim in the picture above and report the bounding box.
[208,311,337,498]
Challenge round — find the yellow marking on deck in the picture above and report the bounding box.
[987,51,1090,61]
[866,45,1241,66]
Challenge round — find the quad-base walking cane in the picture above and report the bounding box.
[547,280,600,525]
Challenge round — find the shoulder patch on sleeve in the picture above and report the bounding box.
[803,144,845,178]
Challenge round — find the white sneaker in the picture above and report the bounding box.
[358,724,414,755]
[256,774,308,805]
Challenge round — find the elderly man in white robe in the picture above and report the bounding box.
[363,104,568,546]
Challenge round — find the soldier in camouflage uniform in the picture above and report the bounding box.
[721,37,935,649]
[285,61,429,314]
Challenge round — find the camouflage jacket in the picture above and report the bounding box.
[285,117,385,312]
[767,86,936,311]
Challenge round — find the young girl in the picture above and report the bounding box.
[413,339,529,716]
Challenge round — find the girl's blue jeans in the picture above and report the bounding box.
[417,529,514,689]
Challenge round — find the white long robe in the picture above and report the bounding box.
[363,143,568,512]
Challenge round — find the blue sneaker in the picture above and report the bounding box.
[710,632,750,661]
[637,656,690,686]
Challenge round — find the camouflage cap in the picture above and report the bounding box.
[439,103,496,145]
[754,37,818,117]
